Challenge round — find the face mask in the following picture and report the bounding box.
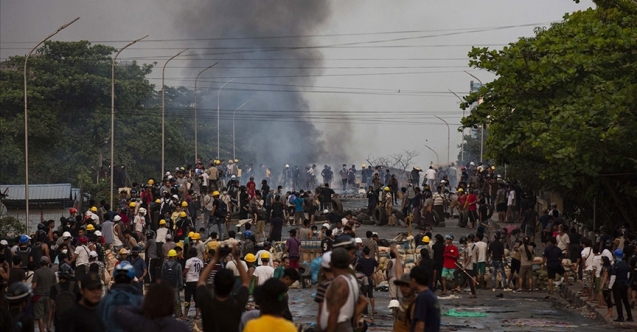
[61,249,68,254]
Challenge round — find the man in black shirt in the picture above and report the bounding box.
[488,232,510,291]
[269,217,283,242]
[543,237,564,295]
[321,183,335,210]
[197,244,249,332]
[431,234,445,291]
[611,249,633,322]
[321,229,334,253]
[59,273,105,332]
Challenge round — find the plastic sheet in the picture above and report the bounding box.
[442,309,487,317]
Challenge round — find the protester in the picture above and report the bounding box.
[50,263,79,330]
[243,278,297,332]
[183,247,203,320]
[32,256,57,332]
[410,266,441,331]
[59,273,105,332]
[611,249,633,322]
[98,261,144,331]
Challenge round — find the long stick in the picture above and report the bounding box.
[455,262,478,285]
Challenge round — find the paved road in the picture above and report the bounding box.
[287,199,610,331]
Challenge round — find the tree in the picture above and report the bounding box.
[366,150,419,185]
[461,0,637,228]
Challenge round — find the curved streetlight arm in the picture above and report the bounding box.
[217,78,236,159]
[233,99,250,160]
[161,48,189,178]
[464,70,483,85]
[24,16,80,232]
[110,35,148,208]
[194,62,219,164]
[434,115,450,164]
[424,144,440,167]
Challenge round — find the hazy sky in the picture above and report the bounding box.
[0,0,594,169]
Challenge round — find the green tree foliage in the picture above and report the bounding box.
[0,41,239,192]
[0,216,27,239]
[461,0,637,228]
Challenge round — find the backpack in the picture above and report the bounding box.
[54,282,76,320]
[242,240,255,255]
[214,200,228,217]
[16,247,31,269]
[162,260,179,287]
[99,288,143,332]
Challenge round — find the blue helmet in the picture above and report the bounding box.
[114,261,135,279]
[18,235,29,244]
[243,231,252,239]
[614,249,624,258]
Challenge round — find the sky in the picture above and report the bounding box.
[0,0,594,170]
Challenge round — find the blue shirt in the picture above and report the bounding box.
[293,198,304,212]
[411,289,440,332]
[127,256,147,279]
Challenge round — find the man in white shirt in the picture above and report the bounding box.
[255,243,274,267]
[183,247,204,320]
[424,166,437,189]
[507,188,516,222]
[71,236,91,281]
[580,238,595,301]
[252,252,275,286]
[473,233,488,288]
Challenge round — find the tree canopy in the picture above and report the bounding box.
[0,41,240,191]
[461,0,637,228]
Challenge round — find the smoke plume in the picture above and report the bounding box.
[176,1,334,170]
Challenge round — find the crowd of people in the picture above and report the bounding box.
[1,158,635,331]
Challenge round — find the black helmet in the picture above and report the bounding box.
[6,282,32,304]
[333,234,356,250]
[145,230,155,239]
[58,263,73,280]
[459,236,467,245]
[494,231,502,240]
[36,230,47,241]
[467,233,475,241]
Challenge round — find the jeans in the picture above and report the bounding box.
[613,282,633,319]
[492,260,507,288]
[206,217,216,238]
[202,209,211,229]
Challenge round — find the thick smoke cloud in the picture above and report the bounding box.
[177,1,335,170]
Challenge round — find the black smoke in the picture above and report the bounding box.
[176,1,334,170]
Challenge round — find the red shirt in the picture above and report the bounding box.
[458,194,467,209]
[467,194,477,211]
[443,244,459,269]
[247,181,256,198]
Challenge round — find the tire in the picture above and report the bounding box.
[331,198,343,213]
[299,262,311,277]
[373,206,388,226]
[314,215,327,222]
[356,213,370,221]
[362,219,375,226]
[432,210,440,226]
[395,211,405,221]
[486,204,494,219]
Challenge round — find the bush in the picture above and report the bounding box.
[0,216,27,240]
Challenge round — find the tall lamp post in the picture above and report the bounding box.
[194,62,218,164]
[161,48,189,178]
[111,35,148,208]
[464,71,485,163]
[424,144,439,167]
[23,17,80,232]
[434,115,450,164]
[232,100,250,160]
[217,79,235,159]
[449,89,465,164]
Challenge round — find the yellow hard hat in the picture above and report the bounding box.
[422,236,430,243]
[167,249,177,257]
[119,248,129,255]
[234,159,239,163]
[261,252,270,259]
[457,188,464,193]
[245,253,256,263]
[384,186,390,192]
[90,206,98,212]
[86,224,95,231]
[159,219,167,225]
[180,212,187,218]
[148,179,155,185]
[362,164,366,167]
[129,202,136,208]
[212,191,220,196]
[155,199,161,204]
[192,233,201,240]
[181,201,188,207]
[215,160,221,165]
[188,231,195,238]
[175,242,184,249]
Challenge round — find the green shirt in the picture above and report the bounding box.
[274,266,284,279]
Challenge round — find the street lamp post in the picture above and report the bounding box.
[161,48,188,179]
[434,115,450,164]
[194,62,218,164]
[232,100,250,160]
[449,89,465,164]
[111,35,148,209]
[23,17,79,232]
[217,79,235,160]
[424,144,439,167]
[464,71,485,163]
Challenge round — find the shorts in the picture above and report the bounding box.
[519,265,533,281]
[582,271,592,288]
[594,277,601,293]
[510,258,520,274]
[476,262,487,275]
[255,220,265,234]
[289,257,300,269]
[33,295,50,320]
[496,203,507,212]
[294,211,304,221]
[441,268,455,280]
[362,278,375,298]
[547,266,565,279]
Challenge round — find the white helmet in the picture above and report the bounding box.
[470,162,475,166]
[231,175,236,179]
[113,215,122,222]
[138,208,147,215]
[388,300,400,309]
[285,164,289,168]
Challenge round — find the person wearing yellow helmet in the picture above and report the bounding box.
[181,201,188,207]
[175,211,193,242]
[253,251,274,286]
[156,219,170,244]
[162,248,184,299]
